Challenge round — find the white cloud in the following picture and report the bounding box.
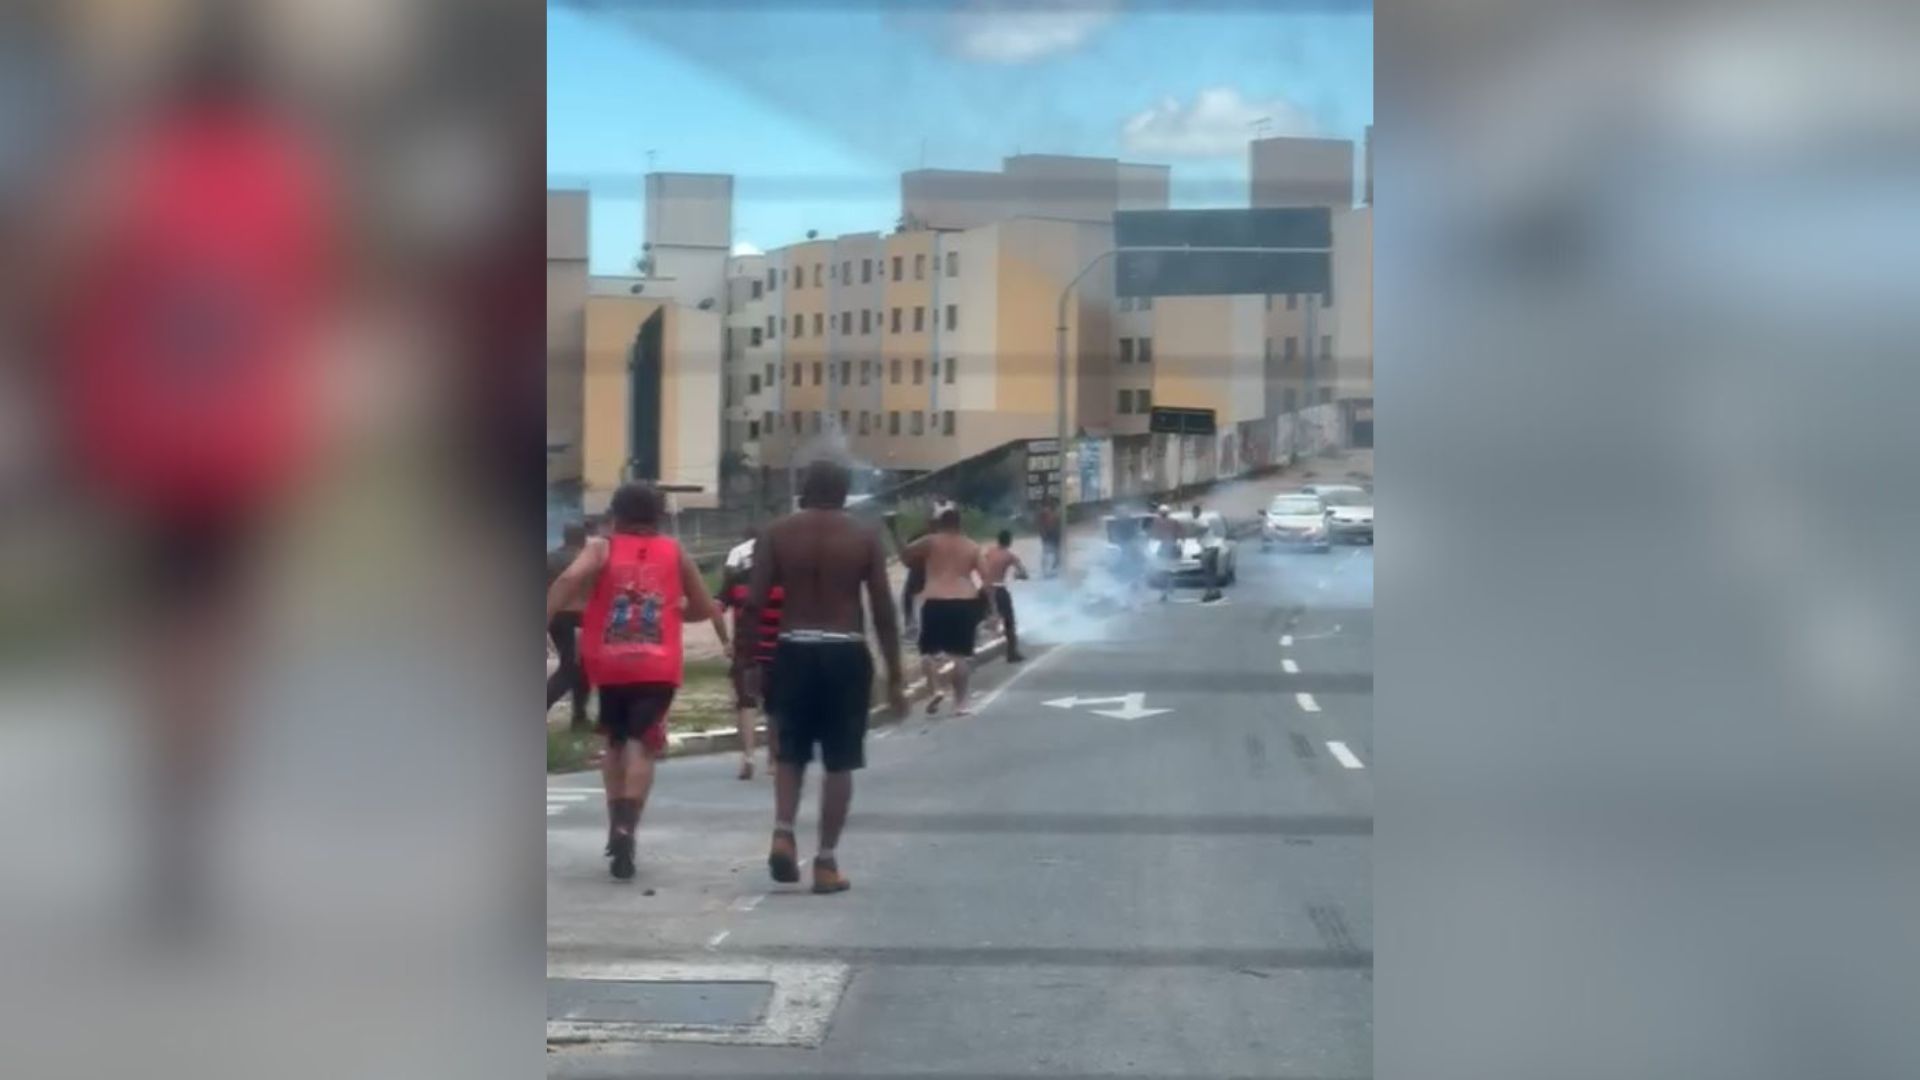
[730,240,764,257]
[948,0,1119,65]
[1122,87,1317,159]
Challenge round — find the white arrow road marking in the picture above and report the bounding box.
[1043,692,1169,720]
[1327,741,1364,769]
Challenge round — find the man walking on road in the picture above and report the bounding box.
[720,528,783,780]
[1037,498,1062,578]
[902,507,986,714]
[546,522,592,730]
[1150,505,1185,603]
[749,459,907,894]
[547,482,729,881]
[981,529,1029,663]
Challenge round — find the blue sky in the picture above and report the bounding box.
[548,1,1372,275]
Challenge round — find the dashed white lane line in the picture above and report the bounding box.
[1279,634,1293,647]
[1295,692,1321,713]
[1327,741,1364,769]
[1281,658,1300,674]
[706,930,731,950]
[732,894,768,913]
[546,792,591,802]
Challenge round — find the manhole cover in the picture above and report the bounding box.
[547,978,772,1027]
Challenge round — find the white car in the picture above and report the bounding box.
[1319,489,1374,545]
[1103,510,1238,588]
[1262,493,1331,552]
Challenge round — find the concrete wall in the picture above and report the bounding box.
[1151,295,1266,425]
[901,168,1015,232]
[548,190,588,260]
[1250,136,1355,208]
[581,296,723,510]
[644,173,732,249]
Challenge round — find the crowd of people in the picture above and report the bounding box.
[545,465,1042,889]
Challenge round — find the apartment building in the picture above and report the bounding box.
[734,214,1121,477]
[547,190,589,484]
[578,290,723,510]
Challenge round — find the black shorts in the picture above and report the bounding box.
[917,597,982,658]
[596,682,676,751]
[769,639,872,772]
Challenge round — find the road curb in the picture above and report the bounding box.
[662,633,1012,760]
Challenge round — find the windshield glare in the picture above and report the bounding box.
[1270,498,1324,515]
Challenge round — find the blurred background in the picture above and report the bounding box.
[0,1,542,1078]
[1381,3,1920,1078]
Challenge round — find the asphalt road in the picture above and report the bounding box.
[547,536,1374,1078]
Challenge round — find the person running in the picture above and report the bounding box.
[1150,504,1186,603]
[749,459,907,894]
[1037,498,1063,578]
[903,507,987,714]
[1190,503,1223,603]
[720,528,784,780]
[981,529,1030,663]
[546,522,592,729]
[547,482,730,882]
[899,500,944,635]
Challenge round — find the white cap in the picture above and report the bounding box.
[724,538,756,572]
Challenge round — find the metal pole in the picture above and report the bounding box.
[1304,290,1318,459]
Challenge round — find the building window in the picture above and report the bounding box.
[890,358,901,384]
[914,253,925,280]
[840,361,850,385]
[749,420,761,441]
[813,313,823,336]
[793,315,803,339]
[911,411,924,435]
[813,264,822,287]
[861,258,872,283]
[763,411,773,431]
[1285,337,1297,363]
[1119,338,1134,365]
[842,261,851,284]
[766,315,775,338]
[751,327,763,347]
[751,280,763,300]
[1263,338,1272,364]
[942,410,955,435]
[840,311,851,335]
[860,360,872,386]
[1117,389,1132,415]
[766,269,776,292]
[889,411,901,436]
[859,411,871,435]
[750,373,761,394]
[1287,293,1297,310]
[764,363,774,385]
[1138,388,1151,412]
[890,307,901,333]
[945,357,956,384]
[1318,388,1333,405]
[791,411,801,430]
[891,255,902,281]
[793,363,803,386]
[1320,334,1332,359]
[946,252,959,277]
[1284,388,1297,412]
[945,304,957,331]
[840,409,850,430]
[930,359,938,381]
[860,309,871,334]
[913,306,925,332]
[1138,337,1152,364]
[812,362,822,386]
[913,358,924,385]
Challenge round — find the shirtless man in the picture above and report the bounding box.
[981,529,1030,663]
[902,508,986,714]
[748,459,907,894]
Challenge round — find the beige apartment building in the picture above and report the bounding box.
[547,190,589,484]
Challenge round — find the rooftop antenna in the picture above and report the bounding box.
[645,148,657,173]
[1251,117,1273,139]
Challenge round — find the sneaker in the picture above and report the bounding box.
[609,832,635,881]
[811,858,851,894]
[737,757,754,781]
[768,829,800,884]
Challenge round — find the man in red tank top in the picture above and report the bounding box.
[547,483,729,881]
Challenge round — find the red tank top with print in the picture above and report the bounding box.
[581,533,685,688]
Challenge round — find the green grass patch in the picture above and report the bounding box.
[547,727,597,773]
